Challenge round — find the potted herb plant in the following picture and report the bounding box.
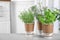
[37,8,59,36]
[36,14,43,33]
[55,9,60,31]
[30,5,43,34]
[19,9,34,34]
[57,14,60,30]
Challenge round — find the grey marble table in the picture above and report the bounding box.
[0,33,60,40]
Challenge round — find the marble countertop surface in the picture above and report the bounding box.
[0,33,60,40]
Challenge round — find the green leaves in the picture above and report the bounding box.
[57,14,60,21]
[30,5,37,12]
[55,9,60,21]
[19,5,60,24]
[19,10,34,23]
[37,8,59,24]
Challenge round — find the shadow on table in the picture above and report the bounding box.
[33,35,45,38]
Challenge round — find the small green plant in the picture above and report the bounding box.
[30,5,38,16]
[37,8,60,24]
[18,10,34,23]
[30,5,37,12]
[30,4,43,16]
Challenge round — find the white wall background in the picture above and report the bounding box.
[0,2,10,33]
[11,0,60,34]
